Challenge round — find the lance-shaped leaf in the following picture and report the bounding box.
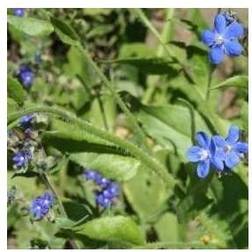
[73,216,145,246]
[70,152,139,182]
[8,15,54,36]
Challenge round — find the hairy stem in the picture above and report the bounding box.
[40,173,67,217]
[76,44,150,152]
[134,9,195,83]
[206,65,215,100]
[142,8,174,104]
[8,105,177,188]
[40,173,79,249]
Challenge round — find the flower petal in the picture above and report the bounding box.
[225,21,244,39]
[234,142,248,154]
[196,132,210,148]
[224,40,243,57]
[226,125,240,144]
[197,160,210,178]
[211,154,224,171]
[214,14,226,34]
[209,46,225,64]
[212,135,226,147]
[186,146,203,162]
[201,30,215,46]
[225,150,240,169]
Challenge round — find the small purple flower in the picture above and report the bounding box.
[83,169,101,181]
[212,125,248,170]
[13,8,25,17]
[18,65,34,88]
[108,182,120,197]
[40,192,54,208]
[95,177,111,188]
[96,193,111,208]
[12,150,31,169]
[30,192,54,220]
[83,168,120,208]
[30,198,49,220]
[201,13,244,64]
[20,114,33,129]
[186,132,215,178]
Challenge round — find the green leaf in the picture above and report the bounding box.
[86,24,114,39]
[8,98,19,114]
[102,57,179,75]
[73,216,145,246]
[154,212,181,242]
[186,45,210,97]
[70,152,139,182]
[119,43,156,58]
[123,166,168,222]
[51,17,80,46]
[64,46,98,88]
[8,15,54,36]
[42,119,124,157]
[7,77,26,105]
[210,75,248,90]
[137,104,210,159]
[62,200,91,222]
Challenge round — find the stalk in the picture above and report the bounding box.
[8,105,178,188]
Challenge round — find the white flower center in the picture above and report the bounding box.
[215,34,224,45]
[200,149,209,160]
[224,144,232,153]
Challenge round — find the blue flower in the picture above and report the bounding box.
[212,125,248,170]
[95,176,111,188]
[201,13,244,64]
[40,192,54,208]
[96,182,120,208]
[96,193,111,208]
[12,150,31,169]
[83,168,120,208]
[30,192,54,220]
[18,65,34,88]
[186,132,214,178]
[13,8,25,17]
[83,169,101,181]
[20,114,33,129]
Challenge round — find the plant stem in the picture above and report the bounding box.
[76,44,150,152]
[40,173,79,249]
[8,105,178,189]
[40,173,66,216]
[142,9,174,104]
[134,9,195,83]
[206,65,215,100]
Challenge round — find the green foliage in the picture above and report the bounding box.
[50,17,80,46]
[123,166,168,222]
[7,77,27,105]
[210,75,248,90]
[7,8,248,249]
[8,15,54,36]
[73,216,145,246]
[70,153,139,182]
[137,104,210,159]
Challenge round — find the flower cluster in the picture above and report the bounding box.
[13,8,25,17]
[11,115,35,170]
[20,114,34,129]
[30,192,54,220]
[186,125,248,178]
[17,65,34,88]
[201,12,244,64]
[12,149,32,169]
[83,169,120,208]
